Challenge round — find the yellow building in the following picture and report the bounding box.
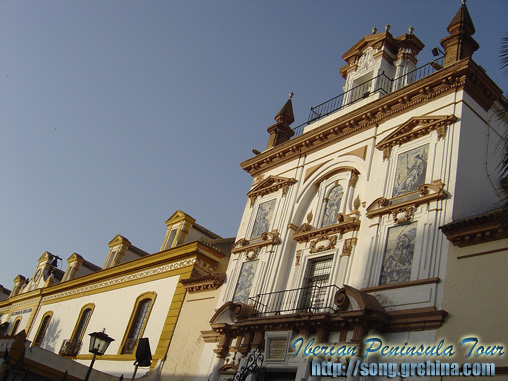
[0,211,233,379]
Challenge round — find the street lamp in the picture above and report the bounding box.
[84,330,115,381]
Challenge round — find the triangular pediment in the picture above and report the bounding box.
[38,251,54,263]
[108,234,131,248]
[376,115,456,160]
[342,32,395,63]
[246,175,296,207]
[164,210,195,227]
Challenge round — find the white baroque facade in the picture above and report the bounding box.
[204,4,507,381]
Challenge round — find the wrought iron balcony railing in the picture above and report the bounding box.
[248,284,340,317]
[59,338,82,357]
[291,57,445,137]
[121,338,138,354]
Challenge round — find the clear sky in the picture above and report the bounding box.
[1,0,506,287]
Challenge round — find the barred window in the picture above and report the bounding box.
[33,313,52,346]
[120,293,156,355]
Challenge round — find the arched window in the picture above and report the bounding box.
[321,184,343,227]
[60,304,94,356]
[33,312,52,346]
[120,292,156,355]
[10,317,22,335]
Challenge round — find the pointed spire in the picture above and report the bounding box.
[447,1,475,35]
[266,94,295,149]
[274,93,295,125]
[440,2,479,67]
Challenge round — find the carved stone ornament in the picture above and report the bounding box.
[309,234,337,253]
[376,115,457,160]
[180,273,226,293]
[366,180,447,219]
[247,176,297,207]
[392,206,414,224]
[341,237,358,257]
[295,250,302,266]
[231,230,280,260]
[293,213,360,243]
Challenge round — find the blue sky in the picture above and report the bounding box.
[1,0,506,287]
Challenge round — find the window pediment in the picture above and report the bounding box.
[232,230,280,260]
[292,214,360,243]
[247,176,296,207]
[376,115,456,160]
[366,180,447,220]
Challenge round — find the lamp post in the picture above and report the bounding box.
[84,330,115,381]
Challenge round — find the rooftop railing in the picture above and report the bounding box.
[290,57,444,137]
[248,284,340,317]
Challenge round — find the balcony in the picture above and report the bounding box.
[248,285,340,317]
[291,57,444,137]
[59,339,82,357]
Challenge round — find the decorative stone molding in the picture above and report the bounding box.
[309,234,337,253]
[180,273,226,293]
[41,258,196,302]
[376,115,457,160]
[231,231,280,260]
[392,206,414,224]
[246,176,297,207]
[366,180,447,219]
[341,238,358,257]
[313,167,360,186]
[293,214,360,243]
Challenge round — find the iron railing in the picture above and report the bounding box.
[290,57,445,137]
[249,284,340,317]
[59,338,82,357]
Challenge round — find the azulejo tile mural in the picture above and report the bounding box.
[392,144,429,198]
[250,199,276,239]
[233,260,259,304]
[322,184,344,227]
[380,222,417,285]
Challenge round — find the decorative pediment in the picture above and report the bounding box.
[292,214,360,243]
[231,230,280,260]
[107,234,131,248]
[247,176,297,207]
[164,210,195,227]
[366,180,447,220]
[376,115,457,160]
[37,251,54,263]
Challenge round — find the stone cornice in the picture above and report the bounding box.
[240,58,502,177]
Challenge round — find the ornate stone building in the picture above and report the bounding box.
[203,4,507,380]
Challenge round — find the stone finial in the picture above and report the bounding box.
[408,26,414,35]
[372,26,377,34]
[289,91,294,99]
[385,24,391,32]
[440,1,478,66]
[266,97,295,149]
